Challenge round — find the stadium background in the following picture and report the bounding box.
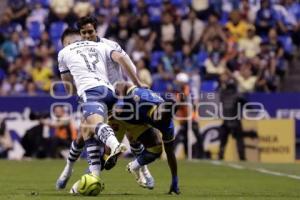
[0,0,300,163]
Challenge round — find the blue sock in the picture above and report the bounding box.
[136,150,160,166]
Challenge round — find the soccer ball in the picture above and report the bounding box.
[75,174,104,196]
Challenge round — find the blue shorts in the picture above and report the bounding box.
[80,86,117,119]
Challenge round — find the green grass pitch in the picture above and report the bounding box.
[0,159,300,200]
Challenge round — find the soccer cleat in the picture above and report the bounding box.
[140,165,154,189]
[104,143,127,170]
[126,162,147,188]
[56,164,73,190]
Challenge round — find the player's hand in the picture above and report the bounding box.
[168,178,180,195]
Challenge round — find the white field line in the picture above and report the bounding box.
[200,160,300,180]
[227,163,245,170]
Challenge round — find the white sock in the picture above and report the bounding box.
[66,160,74,168]
[90,167,100,177]
[106,135,119,152]
[130,159,141,171]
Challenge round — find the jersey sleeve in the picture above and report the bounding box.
[102,44,127,62]
[57,50,69,74]
[101,38,125,54]
[100,40,127,62]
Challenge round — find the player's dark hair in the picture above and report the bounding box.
[77,16,98,30]
[61,28,80,44]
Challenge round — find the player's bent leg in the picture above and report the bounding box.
[127,128,162,189]
[93,121,127,169]
[56,132,85,190]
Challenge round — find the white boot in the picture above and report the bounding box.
[140,165,154,189]
[56,163,73,190]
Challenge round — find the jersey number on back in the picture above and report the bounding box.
[80,53,99,72]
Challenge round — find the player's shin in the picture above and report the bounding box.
[95,123,120,151]
[95,122,127,169]
[85,137,101,177]
[56,140,84,190]
[135,146,162,169]
[130,143,144,157]
[67,140,84,166]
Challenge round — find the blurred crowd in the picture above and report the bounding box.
[0,0,300,96]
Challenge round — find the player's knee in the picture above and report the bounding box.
[146,145,163,159]
[137,149,161,165]
[130,142,144,156]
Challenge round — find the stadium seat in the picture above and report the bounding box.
[50,22,67,41]
[39,0,49,7]
[145,0,161,6]
[52,39,63,52]
[0,68,5,81]
[201,80,219,92]
[220,12,229,25]
[130,0,138,5]
[175,51,183,61]
[151,78,170,92]
[148,6,161,23]
[197,50,208,65]
[279,36,294,55]
[150,51,164,71]
[171,0,183,6]
[28,21,43,40]
[53,82,68,96]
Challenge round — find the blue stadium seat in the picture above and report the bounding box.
[150,51,164,71]
[39,0,49,7]
[50,21,67,41]
[175,51,183,61]
[0,68,5,81]
[148,6,161,23]
[171,0,186,7]
[28,21,43,40]
[130,0,138,5]
[52,39,63,52]
[220,12,229,25]
[53,82,68,96]
[151,78,170,92]
[279,36,294,55]
[201,80,219,92]
[197,50,208,65]
[145,0,162,6]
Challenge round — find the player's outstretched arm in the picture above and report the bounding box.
[164,141,180,195]
[111,52,144,87]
